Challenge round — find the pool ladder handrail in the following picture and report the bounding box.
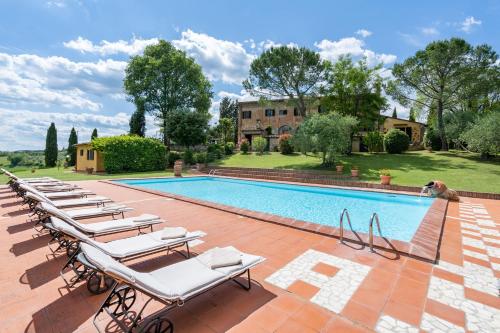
[339,208,354,243]
[208,169,216,176]
[368,212,382,252]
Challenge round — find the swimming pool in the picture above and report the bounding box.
[115,176,434,242]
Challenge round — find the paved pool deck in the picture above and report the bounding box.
[0,180,498,332]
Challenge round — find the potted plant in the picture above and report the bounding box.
[380,169,391,185]
[86,167,94,175]
[31,168,36,174]
[351,165,359,177]
[336,163,344,174]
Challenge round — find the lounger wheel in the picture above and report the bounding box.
[103,285,136,317]
[138,317,173,333]
[66,242,79,257]
[86,271,115,294]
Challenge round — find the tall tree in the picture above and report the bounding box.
[91,128,98,140]
[392,107,397,118]
[216,118,234,144]
[388,38,498,150]
[67,127,78,166]
[408,108,416,122]
[321,56,387,129]
[219,97,239,142]
[44,122,58,167]
[124,40,212,147]
[243,45,327,117]
[164,109,210,148]
[129,99,146,137]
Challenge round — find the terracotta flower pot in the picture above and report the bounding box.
[351,169,359,177]
[174,160,183,177]
[336,165,344,173]
[380,175,391,185]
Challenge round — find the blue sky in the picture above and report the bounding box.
[0,0,498,150]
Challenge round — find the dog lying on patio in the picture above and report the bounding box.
[424,181,459,201]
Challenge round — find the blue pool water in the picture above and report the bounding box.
[115,177,434,242]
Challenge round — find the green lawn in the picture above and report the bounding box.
[0,166,174,183]
[215,151,500,193]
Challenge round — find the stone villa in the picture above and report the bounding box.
[237,99,426,151]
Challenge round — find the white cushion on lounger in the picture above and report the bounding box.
[100,230,205,258]
[201,246,264,276]
[81,244,139,283]
[71,214,160,233]
[45,196,110,208]
[196,247,242,269]
[161,227,187,239]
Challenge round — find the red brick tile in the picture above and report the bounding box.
[292,303,331,331]
[463,255,491,268]
[341,300,381,329]
[464,287,500,309]
[383,300,423,327]
[287,280,320,300]
[425,299,466,328]
[311,262,340,277]
[432,267,464,285]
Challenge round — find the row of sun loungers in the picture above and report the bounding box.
[1,168,264,332]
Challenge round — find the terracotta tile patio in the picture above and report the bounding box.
[0,180,498,332]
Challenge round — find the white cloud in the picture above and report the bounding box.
[356,29,372,38]
[421,27,439,36]
[460,16,482,33]
[63,36,159,56]
[398,32,423,47]
[172,29,255,85]
[0,108,131,150]
[314,37,396,65]
[0,52,126,111]
[46,0,66,8]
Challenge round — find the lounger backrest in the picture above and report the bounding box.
[25,192,50,204]
[19,184,46,198]
[50,217,92,242]
[39,202,78,226]
[80,244,142,284]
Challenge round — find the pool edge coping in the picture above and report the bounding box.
[101,175,448,263]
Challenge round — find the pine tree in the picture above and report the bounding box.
[392,107,397,118]
[67,127,78,166]
[129,99,146,137]
[409,108,416,122]
[219,97,239,142]
[44,123,58,167]
[91,128,98,140]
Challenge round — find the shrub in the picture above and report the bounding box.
[182,149,194,165]
[194,152,207,164]
[166,151,181,167]
[207,144,223,159]
[278,134,294,154]
[383,129,410,154]
[379,169,391,176]
[363,131,384,153]
[92,135,166,173]
[423,127,442,151]
[460,112,500,158]
[8,153,25,167]
[252,137,267,155]
[240,139,249,154]
[224,142,235,155]
[206,152,217,163]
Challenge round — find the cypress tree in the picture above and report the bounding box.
[409,108,416,122]
[392,107,397,118]
[91,128,98,140]
[67,127,78,166]
[129,99,146,137]
[44,122,58,167]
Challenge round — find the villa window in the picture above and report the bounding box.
[79,149,84,156]
[279,109,288,116]
[265,109,275,117]
[87,149,95,161]
[242,111,252,119]
[293,108,300,116]
[278,125,293,135]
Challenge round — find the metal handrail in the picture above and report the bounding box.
[208,169,216,176]
[368,212,382,252]
[339,208,353,243]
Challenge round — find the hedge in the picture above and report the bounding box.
[383,129,410,154]
[92,135,166,173]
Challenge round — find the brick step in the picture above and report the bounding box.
[206,167,350,179]
[206,170,356,182]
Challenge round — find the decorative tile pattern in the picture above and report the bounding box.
[265,249,371,313]
[420,313,465,333]
[375,315,419,333]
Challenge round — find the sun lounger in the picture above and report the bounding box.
[49,217,205,293]
[32,183,82,192]
[24,191,111,209]
[2,169,59,183]
[35,202,137,223]
[19,184,93,199]
[79,243,264,332]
